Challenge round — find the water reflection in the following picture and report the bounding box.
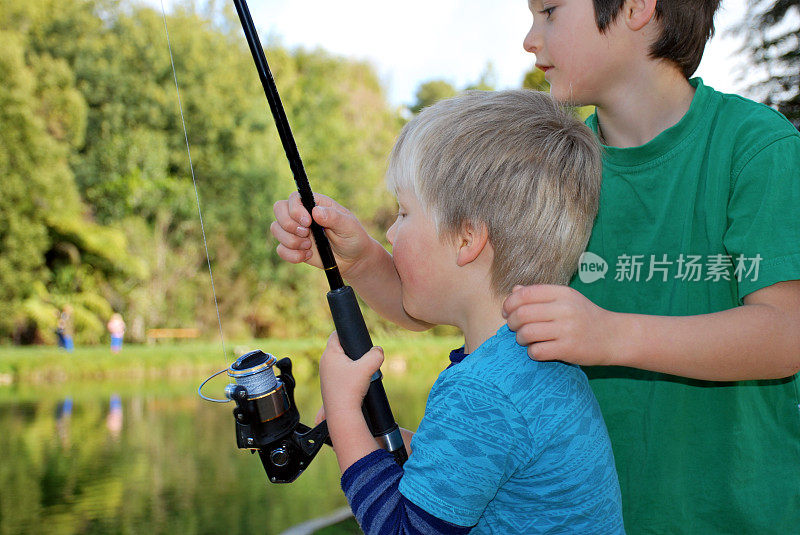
[56,397,73,446]
[106,394,123,440]
[0,360,435,535]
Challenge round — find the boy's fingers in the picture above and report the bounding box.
[311,205,335,227]
[314,405,326,425]
[288,192,312,227]
[272,199,292,227]
[273,199,310,237]
[326,331,343,352]
[290,192,341,227]
[527,341,560,362]
[311,192,338,209]
[514,321,559,347]
[505,303,556,332]
[276,243,312,264]
[503,285,560,316]
[312,206,357,239]
[270,221,312,251]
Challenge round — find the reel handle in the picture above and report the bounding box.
[327,286,408,465]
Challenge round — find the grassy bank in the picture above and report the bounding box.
[0,334,463,388]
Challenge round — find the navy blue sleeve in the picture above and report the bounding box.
[340,449,472,534]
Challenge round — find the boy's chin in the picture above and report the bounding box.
[401,304,425,323]
[401,301,436,325]
[548,84,587,107]
[550,92,584,108]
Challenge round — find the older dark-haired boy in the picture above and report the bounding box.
[505,1,800,533]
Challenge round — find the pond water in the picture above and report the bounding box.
[0,345,447,535]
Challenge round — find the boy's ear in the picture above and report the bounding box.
[456,221,490,267]
[622,0,657,31]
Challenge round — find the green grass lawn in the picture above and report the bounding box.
[0,333,462,396]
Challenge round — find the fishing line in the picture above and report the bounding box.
[160,1,229,387]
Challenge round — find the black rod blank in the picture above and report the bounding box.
[231,0,407,465]
[232,0,343,290]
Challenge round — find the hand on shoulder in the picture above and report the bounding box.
[503,284,624,366]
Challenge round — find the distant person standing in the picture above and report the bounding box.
[57,305,74,353]
[107,313,126,354]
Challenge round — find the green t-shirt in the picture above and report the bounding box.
[571,78,800,533]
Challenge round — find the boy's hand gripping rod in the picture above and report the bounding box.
[232,0,407,465]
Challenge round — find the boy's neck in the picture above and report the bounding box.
[459,292,506,354]
[594,65,695,149]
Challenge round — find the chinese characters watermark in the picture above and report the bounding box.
[578,252,762,284]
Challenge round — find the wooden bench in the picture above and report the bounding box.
[146,328,200,343]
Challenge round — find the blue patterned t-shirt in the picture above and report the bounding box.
[398,325,624,534]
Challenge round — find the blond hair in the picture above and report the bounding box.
[386,90,601,294]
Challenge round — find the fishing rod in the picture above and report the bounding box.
[197,0,406,485]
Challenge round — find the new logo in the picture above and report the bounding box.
[578,252,608,284]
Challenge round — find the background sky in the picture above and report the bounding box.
[231,0,753,107]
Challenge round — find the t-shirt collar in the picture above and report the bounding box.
[447,325,512,368]
[586,78,714,168]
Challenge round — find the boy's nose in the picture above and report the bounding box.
[523,24,541,54]
[386,222,396,245]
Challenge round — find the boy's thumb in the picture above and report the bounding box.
[313,205,330,223]
[314,206,356,239]
[314,206,342,229]
[361,346,384,373]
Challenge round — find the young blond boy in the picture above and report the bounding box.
[314,90,623,533]
[273,1,800,532]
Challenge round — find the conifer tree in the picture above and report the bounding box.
[738,0,800,127]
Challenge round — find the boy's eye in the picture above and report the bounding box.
[539,6,555,19]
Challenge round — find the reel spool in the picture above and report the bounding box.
[226,351,291,435]
[200,350,330,484]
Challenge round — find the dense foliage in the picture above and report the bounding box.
[738,0,800,126]
[0,0,403,344]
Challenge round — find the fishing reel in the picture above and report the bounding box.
[201,350,330,484]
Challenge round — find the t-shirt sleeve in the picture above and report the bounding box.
[340,449,472,534]
[724,133,800,302]
[397,370,529,527]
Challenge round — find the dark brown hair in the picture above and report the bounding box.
[594,0,722,78]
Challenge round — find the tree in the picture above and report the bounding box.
[0,0,404,343]
[737,0,800,127]
[464,62,497,91]
[522,68,550,92]
[408,79,459,114]
[0,19,136,344]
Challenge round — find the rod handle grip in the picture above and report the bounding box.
[327,286,373,360]
[326,286,406,464]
